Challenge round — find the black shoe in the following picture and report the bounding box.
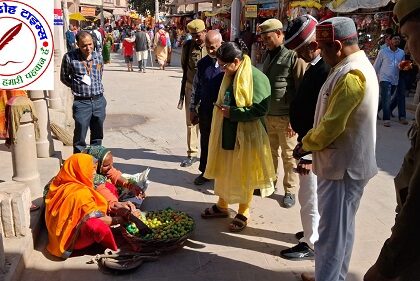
[280,242,314,261]
[180,157,198,167]
[194,174,209,185]
[295,231,304,240]
[282,193,295,208]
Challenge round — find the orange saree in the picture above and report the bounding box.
[44,154,109,258]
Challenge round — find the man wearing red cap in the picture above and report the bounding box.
[365,0,420,280]
[295,17,379,281]
[281,14,331,261]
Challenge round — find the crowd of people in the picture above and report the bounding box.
[48,0,420,280]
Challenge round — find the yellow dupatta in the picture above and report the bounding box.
[45,154,108,258]
[204,55,275,203]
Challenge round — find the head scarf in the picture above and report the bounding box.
[45,154,108,258]
[82,145,111,174]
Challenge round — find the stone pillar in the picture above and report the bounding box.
[49,0,66,110]
[28,90,54,158]
[11,112,41,199]
[0,181,31,238]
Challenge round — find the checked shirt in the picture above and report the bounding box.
[60,49,104,97]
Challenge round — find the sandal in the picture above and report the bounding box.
[229,214,248,232]
[201,204,228,219]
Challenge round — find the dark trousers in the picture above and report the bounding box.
[198,110,212,174]
[72,96,107,153]
[390,72,416,119]
[378,81,397,121]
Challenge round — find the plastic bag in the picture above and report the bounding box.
[119,168,151,208]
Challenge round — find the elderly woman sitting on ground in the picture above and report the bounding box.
[44,154,137,258]
[82,145,147,208]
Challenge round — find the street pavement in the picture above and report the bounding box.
[10,49,414,281]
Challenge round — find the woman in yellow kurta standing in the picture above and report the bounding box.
[202,39,276,232]
[45,154,123,259]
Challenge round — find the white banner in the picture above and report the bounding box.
[0,0,54,90]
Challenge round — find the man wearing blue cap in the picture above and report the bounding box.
[295,17,379,281]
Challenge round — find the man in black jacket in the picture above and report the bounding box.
[279,15,330,263]
[134,26,151,73]
[189,30,224,185]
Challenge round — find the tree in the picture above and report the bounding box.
[129,0,167,15]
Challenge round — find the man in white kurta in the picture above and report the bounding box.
[296,17,379,281]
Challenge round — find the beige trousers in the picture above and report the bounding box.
[265,115,298,194]
[184,84,199,157]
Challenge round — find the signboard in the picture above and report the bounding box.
[244,5,257,18]
[80,6,96,17]
[54,9,63,25]
[0,0,54,90]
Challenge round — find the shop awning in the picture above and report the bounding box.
[290,0,322,9]
[69,12,87,21]
[113,7,126,16]
[204,5,231,16]
[327,0,392,13]
[95,10,113,20]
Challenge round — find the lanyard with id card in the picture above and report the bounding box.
[82,60,93,86]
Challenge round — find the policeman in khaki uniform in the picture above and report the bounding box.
[179,19,208,167]
[259,18,306,208]
[365,0,420,280]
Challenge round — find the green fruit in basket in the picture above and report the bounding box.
[125,209,194,240]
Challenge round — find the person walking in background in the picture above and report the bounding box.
[390,50,418,124]
[179,19,207,167]
[280,14,330,261]
[122,34,135,72]
[65,24,76,52]
[154,24,170,70]
[102,31,114,64]
[134,25,151,73]
[259,18,306,208]
[294,17,379,281]
[374,33,405,127]
[60,31,107,153]
[189,30,224,185]
[91,24,103,54]
[364,1,420,280]
[202,40,276,233]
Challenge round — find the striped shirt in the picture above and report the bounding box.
[60,49,104,97]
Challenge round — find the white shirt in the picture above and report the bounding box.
[373,46,405,85]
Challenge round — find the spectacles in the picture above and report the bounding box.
[221,62,231,69]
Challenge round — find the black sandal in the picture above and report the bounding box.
[201,204,228,219]
[229,214,248,232]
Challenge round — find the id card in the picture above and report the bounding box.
[81,74,91,86]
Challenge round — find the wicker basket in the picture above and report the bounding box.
[120,214,194,253]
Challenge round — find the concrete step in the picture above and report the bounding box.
[0,139,64,281]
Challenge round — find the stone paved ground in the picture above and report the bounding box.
[2,49,413,281]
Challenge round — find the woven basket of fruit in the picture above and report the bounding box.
[121,208,195,252]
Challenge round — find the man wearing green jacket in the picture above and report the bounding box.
[259,18,306,208]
